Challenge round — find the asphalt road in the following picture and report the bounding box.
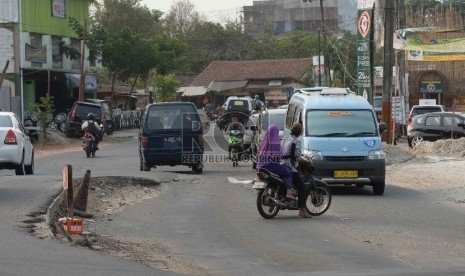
[1,127,465,275]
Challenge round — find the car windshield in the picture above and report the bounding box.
[412,107,442,116]
[76,105,102,116]
[227,100,249,112]
[262,113,286,131]
[306,110,377,137]
[0,115,13,127]
[147,105,198,130]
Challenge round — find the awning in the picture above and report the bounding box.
[181,86,208,97]
[208,80,248,92]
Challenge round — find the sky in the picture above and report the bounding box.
[140,0,255,22]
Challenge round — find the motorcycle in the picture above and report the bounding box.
[253,158,332,219]
[81,132,98,158]
[228,129,244,167]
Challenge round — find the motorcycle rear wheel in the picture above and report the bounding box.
[306,186,331,216]
[256,187,280,219]
[85,146,91,158]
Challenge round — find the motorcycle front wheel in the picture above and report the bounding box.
[306,186,331,216]
[256,187,280,219]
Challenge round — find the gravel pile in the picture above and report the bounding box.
[411,138,465,157]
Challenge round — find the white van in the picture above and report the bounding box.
[284,88,387,195]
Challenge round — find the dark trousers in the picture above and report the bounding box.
[292,172,307,208]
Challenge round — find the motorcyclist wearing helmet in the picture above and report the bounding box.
[226,115,245,160]
[82,113,102,148]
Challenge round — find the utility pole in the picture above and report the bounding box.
[78,20,87,102]
[382,0,394,143]
[397,0,406,137]
[302,0,329,85]
[319,0,331,85]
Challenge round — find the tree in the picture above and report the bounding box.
[101,28,151,103]
[94,0,162,39]
[155,74,180,102]
[33,96,54,143]
[163,0,203,39]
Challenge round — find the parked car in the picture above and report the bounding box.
[222,96,256,115]
[250,108,287,169]
[243,113,260,154]
[64,101,106,138]
[408,104,445,125]
[138,102,204,173]
[407,111,465,147]
[84,99,115,135]
[0,111,37,175]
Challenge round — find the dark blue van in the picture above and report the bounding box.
[138,102,204,173]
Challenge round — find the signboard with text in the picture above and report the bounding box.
[357,1,374,103]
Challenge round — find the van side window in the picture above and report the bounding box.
[294,107,302,125]
[286,104,296,128]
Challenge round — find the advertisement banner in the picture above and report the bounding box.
[407,50,465,61]
[357,2,373,101]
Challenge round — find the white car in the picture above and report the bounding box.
[0,112,36,175]
[250,108,288,169]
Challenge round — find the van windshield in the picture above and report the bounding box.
[147,105,198,130]
[306,110,378,137]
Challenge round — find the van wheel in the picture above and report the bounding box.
[192,164,203,174]
[372,180,385,195]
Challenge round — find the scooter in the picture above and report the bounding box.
[228,130,244,167]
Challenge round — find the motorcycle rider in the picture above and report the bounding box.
[281,122,311,218]
[226,115,245,160]
[256,124,295,200]
[82,113,102,149]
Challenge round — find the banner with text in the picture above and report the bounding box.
[357,0,374,102]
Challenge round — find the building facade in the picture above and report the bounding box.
[0,0,93,119]
[242,0,357,37]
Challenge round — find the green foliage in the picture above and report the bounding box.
[94,0,162,38]
[155,74,180,102]
[33,96,54,141]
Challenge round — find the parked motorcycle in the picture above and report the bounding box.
[81,132,98,158]
[253,158,331,219]
[228,129,244,167]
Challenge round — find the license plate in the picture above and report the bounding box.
[252,181,266,190]
[164,137,181,143]
[334,170,358,178]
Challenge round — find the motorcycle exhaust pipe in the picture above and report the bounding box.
[270,198,287,208]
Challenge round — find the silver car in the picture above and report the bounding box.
[0,112,36,175]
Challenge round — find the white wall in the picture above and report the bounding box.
[0,0,19,23]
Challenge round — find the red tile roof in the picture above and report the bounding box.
[190,58,312,86]
[176,73,199,87]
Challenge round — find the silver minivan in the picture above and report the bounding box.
[284,88,387,195]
